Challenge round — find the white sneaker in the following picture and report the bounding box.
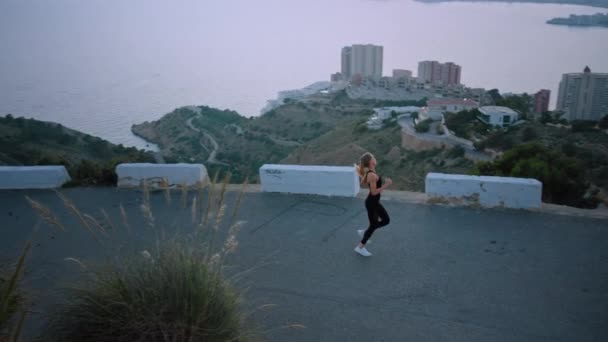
[357,230,371,243]
[354,246,372,257]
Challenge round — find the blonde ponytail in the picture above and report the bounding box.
[356,164,365,178]
[358,152,374,183]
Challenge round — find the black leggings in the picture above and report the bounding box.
[361,196,390,245]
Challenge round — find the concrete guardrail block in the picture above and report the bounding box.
[0,166,71,189]
[425,173,542,209]
[260,164,360,197]
[116,163,208,188]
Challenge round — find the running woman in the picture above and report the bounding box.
[355,152,392,257]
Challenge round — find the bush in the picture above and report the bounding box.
[521,126,538,142]
[443,110,480,139]
[472,143,592,208]
[436,124,445,135]
[41,242,247,342]
[415,119,432,133]
[447,145,465,159]
[571,120,597,132]
[476,130,515,151]
[353,119,368,133]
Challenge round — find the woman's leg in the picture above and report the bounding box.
[361,202,390,244]
[361,202,379,245]
[376,202,390,228]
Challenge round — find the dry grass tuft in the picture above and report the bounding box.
[25,196,65,232]
[119,203,131,234]
[56,191,100,243]
[16,171,272,341]
[0,241,31,337]
[100,209,116,234]
[191,197,198,224]
[180,183,189,209]
[41,242,251,342]
[83,214,108,237]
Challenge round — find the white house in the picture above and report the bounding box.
[420,98,479,120]
[367,106,421,129]
[477,106,519,127]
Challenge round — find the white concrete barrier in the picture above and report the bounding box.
[116,163,208,188]
[425,173,542,209]
[260,164,360,197]
[0,166,71,189]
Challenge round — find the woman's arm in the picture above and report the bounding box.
[369,174,392,196]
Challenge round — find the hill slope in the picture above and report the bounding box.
[0,115,155,185]
[131,93,469,191]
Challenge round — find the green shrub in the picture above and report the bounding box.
[472,143,593,208]
[353,119,368,133]
[521,126,538,142]
[436,124,445,135]
[447,146,465,159]
[415,119,432,133]
[571,120,597,132]
[476,130,515,151]
[443,110,481,139]
[41,242,247,342]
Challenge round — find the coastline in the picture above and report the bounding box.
[414,0,608,9]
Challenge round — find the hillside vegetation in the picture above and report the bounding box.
[0,115,155,185]
[472,121,607,207]
[132,92,470,192]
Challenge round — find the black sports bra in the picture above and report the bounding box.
[365,170,383,190]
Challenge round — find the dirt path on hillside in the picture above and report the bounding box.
[186,117,228,166]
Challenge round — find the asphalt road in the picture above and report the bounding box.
[1,188,607,341]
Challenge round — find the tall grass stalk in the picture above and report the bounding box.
[198,181,206,221]
[25,196,65,232]
[0,242,30,333]
[203,171,220,228]
[206,173,231,263]
[56,192,100,243]
[191,197,197,224]
[180,183,188,209]
[83,214,108,237]
[160,177,171,206]
[9,310,27,342]
[99,209,115,232]
[229,177,249,226]
[119,203,131,234]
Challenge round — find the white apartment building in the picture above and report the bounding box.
[556,66,608,121]
[392,69,413,78]
[478,106,519,127]
[341,44,383,80]
[420,98,479,120]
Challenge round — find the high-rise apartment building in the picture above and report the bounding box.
[417,61,461,85]
[533,89,551,113]
[556,66,608,121]
[341,47,352,79]
[340,44,383,80]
